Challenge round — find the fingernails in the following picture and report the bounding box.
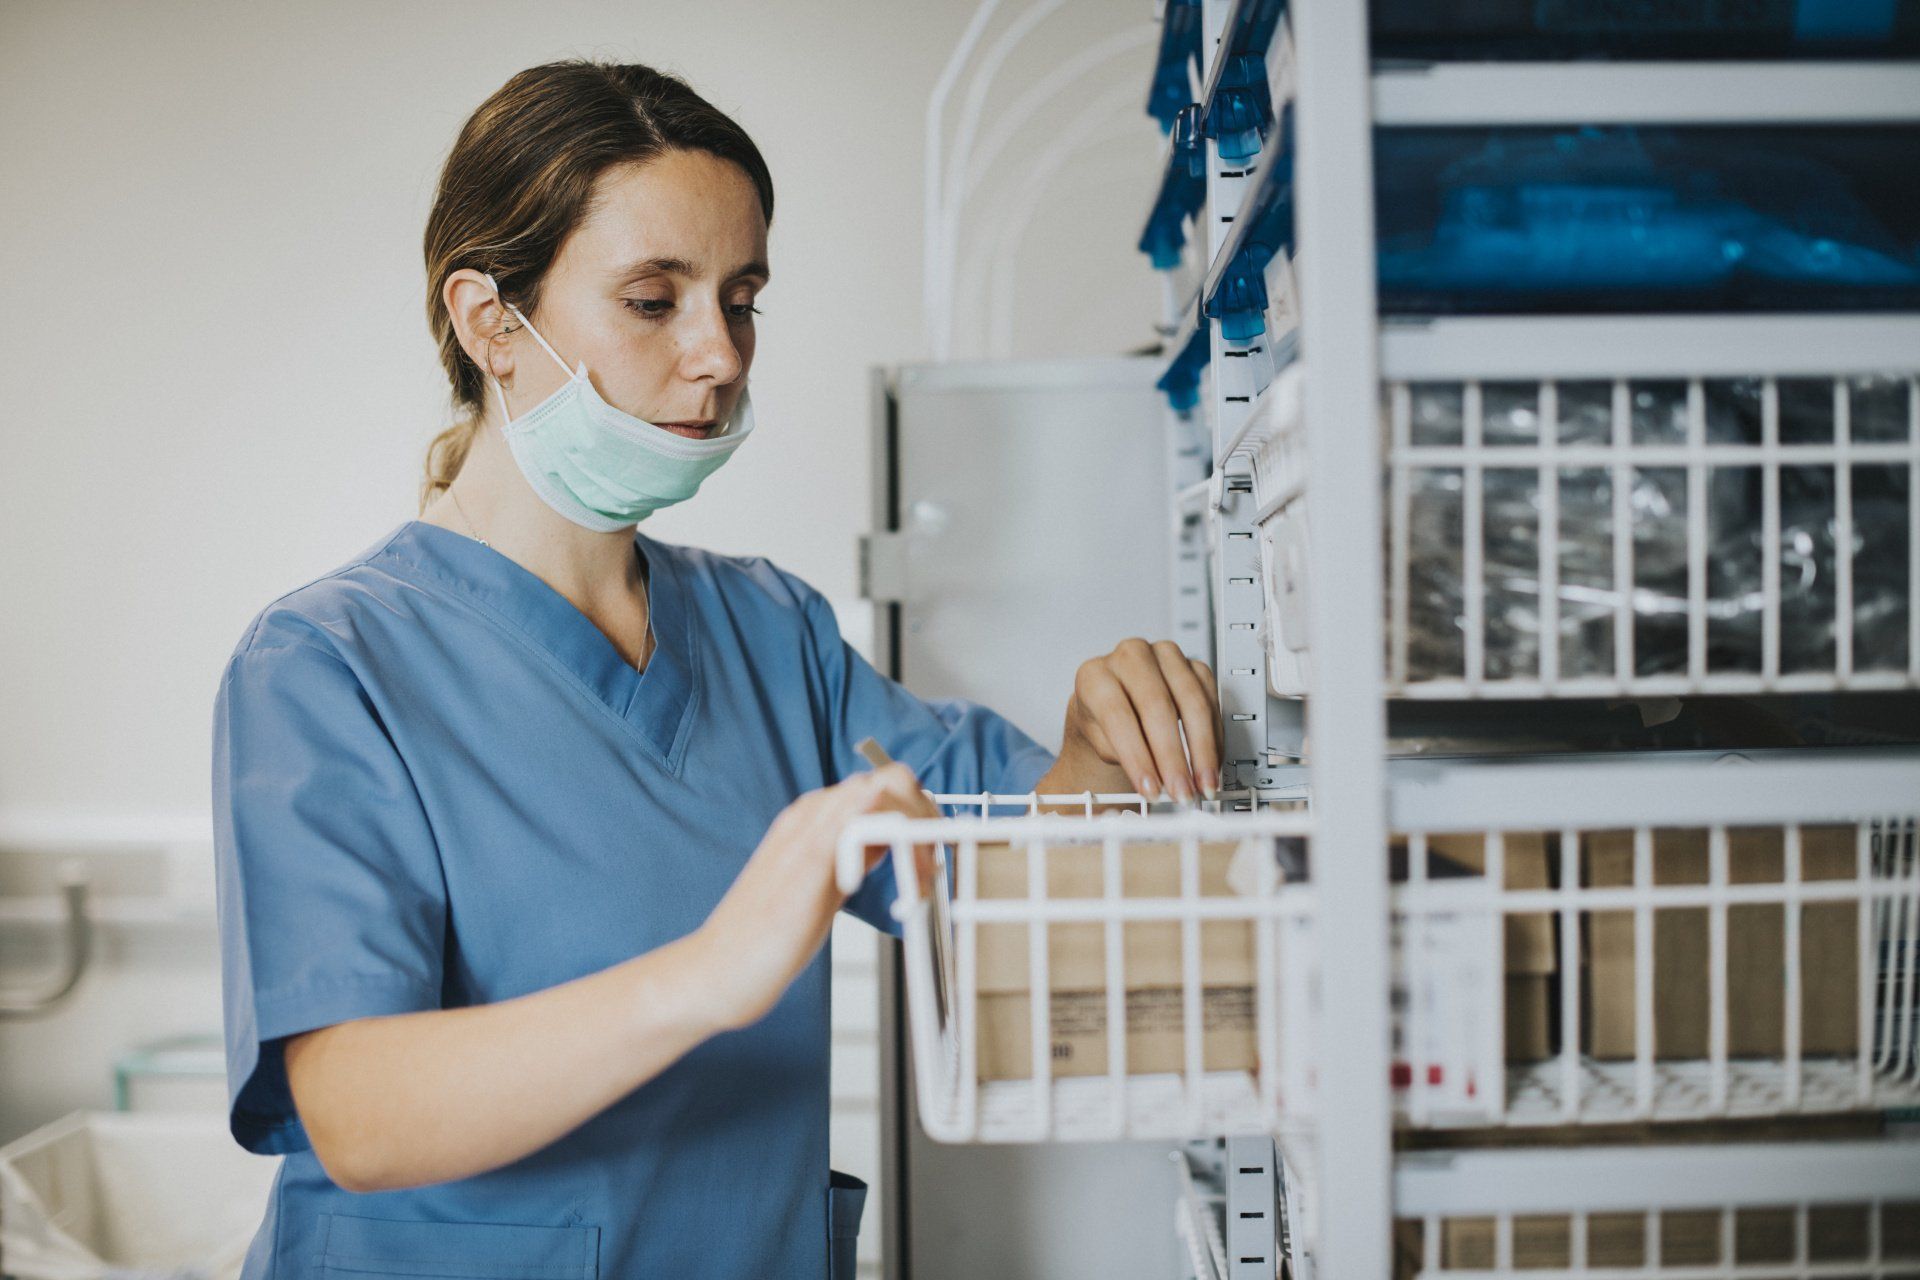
[1138,774,1161,801]
[1202,770,1220,800]
[1170,777,1193,804]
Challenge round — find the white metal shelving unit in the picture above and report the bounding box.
[879,3,1920,1277]
[1133,2,1920,1278]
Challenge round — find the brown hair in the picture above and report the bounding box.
[418,60,775,511]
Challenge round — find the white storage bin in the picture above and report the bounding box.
[0,1111,276,1280]
[839,793,1311,1144]
[1260,371,1920,700]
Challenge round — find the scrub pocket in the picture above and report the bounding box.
[316,1213,599,1280]
[828,1170,868,1280]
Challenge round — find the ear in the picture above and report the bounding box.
[444,268,515,384]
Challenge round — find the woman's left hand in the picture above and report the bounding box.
[1039,638,1221,803]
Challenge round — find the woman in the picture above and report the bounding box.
[213,59,1221,1279]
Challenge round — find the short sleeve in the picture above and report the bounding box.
[212,630,447,1155]
[789,576,1057,934]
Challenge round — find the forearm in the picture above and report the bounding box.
[286,929,725,1193]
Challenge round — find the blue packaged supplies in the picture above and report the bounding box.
[1375,125,1920,314]
[1371,0,1919,60]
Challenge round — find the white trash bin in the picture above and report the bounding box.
[0,1110,278,1280]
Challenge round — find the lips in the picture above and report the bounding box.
[656,421,717,440]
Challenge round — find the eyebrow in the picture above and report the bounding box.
[615,256,771,284]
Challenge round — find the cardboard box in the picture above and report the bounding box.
[972,839,1255,1081]
[1584,825,1859,1060]
[1438,1210,1720,1271]
[1506,973,1555,1062]
[1424,833,1557,975]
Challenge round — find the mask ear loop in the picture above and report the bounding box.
[481,272,578,427]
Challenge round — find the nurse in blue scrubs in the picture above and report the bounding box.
[213,60,1221,1280]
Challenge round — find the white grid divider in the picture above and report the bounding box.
[1555,828,1580,1121]
[1024,834,1051,1136]
[1389,382,1414,690]
[1463,381,1487,691]
[1785,822,1804,1107]
[1406,831,1429,1128]
[1685,379,1708,686]
[1482,830,1506,1121]
[1911,380,1919,680]
[1104,831,1127,1136]
[1611,379,1636,684]
[1539,381,1562,689]
[1837,380,1855,680]
[1632,825,1656,1118]
[1763,377,1784,682]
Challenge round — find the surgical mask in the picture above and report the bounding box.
[482,272,755,531]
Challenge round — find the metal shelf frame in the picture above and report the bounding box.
[1396,1138,1920,1217]
[1132,4,1920,1278]
[1372,60,1920,126]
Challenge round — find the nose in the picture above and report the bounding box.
[680,299,745,387]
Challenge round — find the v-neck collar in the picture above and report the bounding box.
[377,520,698,772]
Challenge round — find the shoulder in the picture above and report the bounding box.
[645,536,833,621]
[224,524,417,675]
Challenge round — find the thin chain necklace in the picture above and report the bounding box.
[448,486,488,548]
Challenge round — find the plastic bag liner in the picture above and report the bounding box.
[0,1111,278,1280]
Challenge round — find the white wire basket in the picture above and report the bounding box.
[1255,371,1920,701]
[848,771,1920,1143]
[843,789,1920,1141]
[837,792,1311,1144]
[1389,1139,1920,1280]
[1313,817,1920,1130]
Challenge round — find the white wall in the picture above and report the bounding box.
[0,0,1163,1258]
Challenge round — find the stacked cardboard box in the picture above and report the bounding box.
[1583,825,1858,1059]
[970,823,1865,1084]
[973,839,1256,1080]
[1399,1201,1907,1280]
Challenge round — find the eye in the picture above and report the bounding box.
[624,298,673,318]
[728,302,763,322]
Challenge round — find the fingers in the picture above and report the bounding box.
[1156,644,1221,797]
[1075,658,1163,799]
[866,761,939,820]
[1111,639,1200,802]
[814,763,936,886]
[1105,637,1190,802]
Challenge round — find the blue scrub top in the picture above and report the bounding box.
[212,519,1054,1279]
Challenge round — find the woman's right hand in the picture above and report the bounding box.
[695,762,938,1032]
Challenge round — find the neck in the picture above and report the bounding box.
[422,412,648,614]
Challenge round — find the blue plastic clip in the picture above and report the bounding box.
[1156,320,1211,414]
[1203,106,1295,340]
[1147,0,1205,133]
[1205,55,1273,163]
[1139,105,1208,269]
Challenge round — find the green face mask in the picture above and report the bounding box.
[484,273,756,531]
